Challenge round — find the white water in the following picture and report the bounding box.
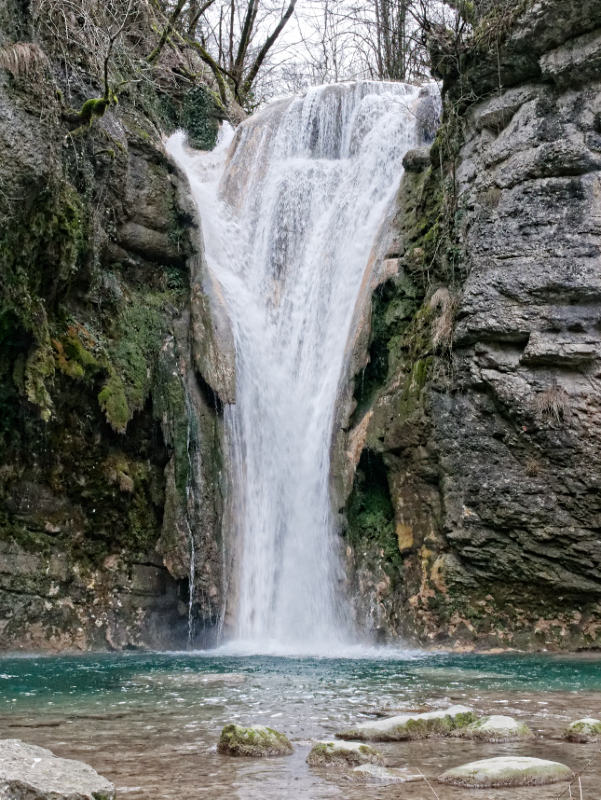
[167,81,422,654]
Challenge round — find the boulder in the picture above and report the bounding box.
[306,740,383,768]
[454,715,534,742]
[353,764,423,783]
[337,705,475,741]
[564,718,601,743]
[0,739,115,800]
[217,724,293,757]
[438,756,574,788]
[402,146,432,173]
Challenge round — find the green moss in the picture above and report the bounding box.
[217,724,293,757]
[180,86,221,150]
[346,450,400,573]
[98,292,176,432]
[98,373,129,433]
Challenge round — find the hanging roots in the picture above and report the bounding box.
[0,42,48,78]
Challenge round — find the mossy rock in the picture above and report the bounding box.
[438,757,573,788]
[564,718,601,743]
[337,705,476,741]
[454,715,534,743]
[307,740,383,768]
[217,724,293,757]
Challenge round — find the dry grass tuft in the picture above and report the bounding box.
[429,287,458,350]
[534,383,570,423]
[0,42,48,78]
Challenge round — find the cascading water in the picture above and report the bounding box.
[168,81,422,654]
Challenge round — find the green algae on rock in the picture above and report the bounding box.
[438,756,574,788]
[306,740,384,768]
[217,724,293,757]
[564,718,601,743]
[337,705,475,741]
[453,715,534,742]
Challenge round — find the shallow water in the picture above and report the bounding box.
[1,651,600,799]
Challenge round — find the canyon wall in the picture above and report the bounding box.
[0,3,228,650]
[338,0,601,650]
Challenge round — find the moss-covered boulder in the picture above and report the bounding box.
[438,757,574,788]
[217,724,293,757]
[564,718,601,743]
[337,705,475,741]
[454,715,534,743]
[306,740,383,768]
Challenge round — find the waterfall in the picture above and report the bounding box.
[168,81,422,654]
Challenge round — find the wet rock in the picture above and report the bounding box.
[0,739,115,799]
[454,715,534,742]
[352,763,423,783]
[306,740,383,767]
[402,146,431,173]
[217,724,293,757]
[337,705,475,741]
[438,756,574,788]
[564,717,601,742]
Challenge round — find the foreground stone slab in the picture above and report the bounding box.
[337,705,475,741]
[0,739,115,800]
[306,740,383,767]
[438,756,574,788]
[353,764,423,783]
[454,715,534,742]
[217,724,293,757]
[564,718,601,742]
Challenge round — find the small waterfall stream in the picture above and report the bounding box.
[168,81,421,653]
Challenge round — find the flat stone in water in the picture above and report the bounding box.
[564,717,601,742]
[217,724,293,757]
[306,740,383,767]
[337,704,476,741]
[454,714,534,742]
[353,764,423,784]
[0,738,115,800]
[438,756,574,788]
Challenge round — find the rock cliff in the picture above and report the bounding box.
[0,2,229,650]
[338,0,601,650]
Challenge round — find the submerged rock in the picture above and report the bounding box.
[306,740,383,767]
[217,724,293,757]
[454,715,534,742]
[564,718,601,742]
[352,763,423,783]
[337,705,475,741]
[0,739,115,800]
[438,756,574,788]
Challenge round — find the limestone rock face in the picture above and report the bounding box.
[336,0,601,650]
[217,724,293,757]
[337,705,475,741]
[564,717,601,742]
[307,740,383,767]
[0,8,227,651]
[0,739,115,800]
[438,756,574,788]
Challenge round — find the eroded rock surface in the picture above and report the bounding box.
[0,739,115,800]
[337,705,475,741]
[336,0,601,650]
[438,756,573,788]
